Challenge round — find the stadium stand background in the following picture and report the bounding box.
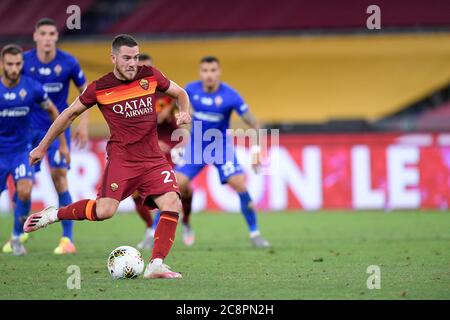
[0,0,449,136]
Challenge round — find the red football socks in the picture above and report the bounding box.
[57,199,98,221]
[133,196,153,228]
[151,211,179,260]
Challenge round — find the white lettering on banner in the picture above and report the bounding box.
[269,146,322,210]
[208,168,239,211]
[0,191,10,213]
[30,152,101,208]
[117,197,135,212]
[32,160,59,207]
[437,133,450,146]
[352,146,385,209]
[387,146,420,209]
[192,188,207,213]
[0,140,433,214]
[236,147,265,208]
[395,134,432,147]
[67,152,102,201]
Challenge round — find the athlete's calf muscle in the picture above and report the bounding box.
[50,168,69,193]
[95,197,120,220]
[227,174,247,193]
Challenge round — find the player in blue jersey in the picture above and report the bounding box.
[175,56,270,248]
[0,44,69,255]
[17,18,88,254]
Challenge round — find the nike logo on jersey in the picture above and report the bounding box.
[105,91,114,96]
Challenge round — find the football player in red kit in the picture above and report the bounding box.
[24,34,191,279]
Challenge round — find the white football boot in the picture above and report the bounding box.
[250,231,271,248]
[143,259,182,279]
[23,206,59,233]
[11,238,27,256]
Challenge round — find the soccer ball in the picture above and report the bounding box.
[107,246,145,279]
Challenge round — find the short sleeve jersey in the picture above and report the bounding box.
[23,48,86,130]
[0,75,48,154]
[185,81,249,149]
[79,65,170,162]
[185,81,248,133]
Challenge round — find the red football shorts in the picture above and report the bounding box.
[97,158,180,209]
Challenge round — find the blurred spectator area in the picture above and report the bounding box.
[1,0,449,37]
[61,33,450,135]
[106,0,450,34]
[0,0,95,37]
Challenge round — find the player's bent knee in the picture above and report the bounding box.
[95,206,115,220]
[95,199,118,220]
[185,183,193,197]
[50,169,69,193]
[16,180,33,201]
[227,175,247,193]
[17,189,32,201]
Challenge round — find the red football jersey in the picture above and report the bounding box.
[79,66,170,162]
[158,117,179,149]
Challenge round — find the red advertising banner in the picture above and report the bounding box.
[1,133,449,212]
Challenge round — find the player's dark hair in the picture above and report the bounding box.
[112,34,138,53]
[139,53,152,62]
[35,17,57,30]
[1,44,23,58]
[200,56,220,64]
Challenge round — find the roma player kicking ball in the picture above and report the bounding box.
[24,34,191,278]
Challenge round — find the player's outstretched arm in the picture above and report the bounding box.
[164,81,192,126]
[241,110,261,130]
[30,97,89,166]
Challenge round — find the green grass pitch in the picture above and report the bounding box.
[0,211,449,299]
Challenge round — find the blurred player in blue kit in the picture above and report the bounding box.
[0,44,69,255]
[3,18,88,254]
[175,56,270,248]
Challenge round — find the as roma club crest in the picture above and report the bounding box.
[110,183,119,192]
[139,79,149,90]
